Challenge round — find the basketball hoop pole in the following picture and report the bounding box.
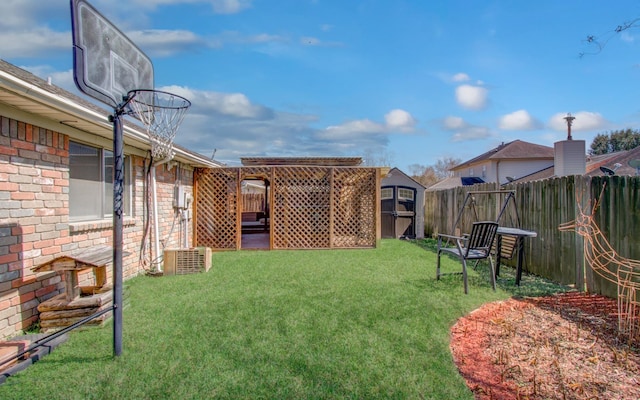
[110,102,128,357]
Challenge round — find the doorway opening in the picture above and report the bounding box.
[240,177,270,249]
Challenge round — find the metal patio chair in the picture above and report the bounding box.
[436,221,499,294]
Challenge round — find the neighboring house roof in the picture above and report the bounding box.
[453,140,554,170]
[240,157,363,167]
[508,166,554,183]
[0,59,222,168]
[381,167,427,190]
[426,176,485,191]
[585,145,640,177]
[509,145,640,183]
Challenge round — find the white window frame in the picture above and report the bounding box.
[398,188,414,201]
[381,187,393,200]
[69,140,131,222]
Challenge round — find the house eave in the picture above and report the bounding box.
[0,66,221,168]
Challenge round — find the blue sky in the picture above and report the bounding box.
[2,0,640,171]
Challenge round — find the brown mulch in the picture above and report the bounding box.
[450,292,640,399]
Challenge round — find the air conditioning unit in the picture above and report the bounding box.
[163,247,212,275]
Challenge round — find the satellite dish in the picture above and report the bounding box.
[506,176,515,182]
[600,166,615,176]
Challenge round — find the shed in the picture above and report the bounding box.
[380,167,426,239]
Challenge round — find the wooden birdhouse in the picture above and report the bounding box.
[33,246,113,301]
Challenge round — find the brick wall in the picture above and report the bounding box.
[0,114,195,340]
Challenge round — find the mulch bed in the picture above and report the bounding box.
[450,292,640,399]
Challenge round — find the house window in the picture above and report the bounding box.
[469,168,474,176]
[482,165,486,178]
[398,188,414,201]
[69,141,131,221]
[381,188,393,200]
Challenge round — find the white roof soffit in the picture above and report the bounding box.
[0,69,221,168]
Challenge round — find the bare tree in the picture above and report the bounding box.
[407,163,438,187]
[361,149,395,167]
[434,157,461,180]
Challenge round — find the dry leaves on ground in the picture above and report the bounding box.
[450,292,640,399]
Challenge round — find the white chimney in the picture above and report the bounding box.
[554,113,585,177]
[555,140,585,176]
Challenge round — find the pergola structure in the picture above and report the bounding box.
[193,157,382,250]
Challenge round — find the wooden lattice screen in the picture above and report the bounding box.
[194,166,378,250]
[332,168,377,247]
[194,168,239,249]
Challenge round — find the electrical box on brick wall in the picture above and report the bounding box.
[174,186,184,208]
[174,186,194,209]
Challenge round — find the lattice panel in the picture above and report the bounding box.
[332,168,377,248]
[194,166,378,251]
[194,168,238,250]
[272,167,331,249]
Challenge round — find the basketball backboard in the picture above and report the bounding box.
[71,0,154,107]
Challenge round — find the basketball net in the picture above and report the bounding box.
[126,89,191,162]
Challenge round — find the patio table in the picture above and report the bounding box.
[495,227,537,286]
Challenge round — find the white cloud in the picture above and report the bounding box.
[0,28,69,58]
[151,86,391,161]
[209,0,252,14]
[455,84,488,110]
[548,111,608,133]
[442,116,466,130]
[498,109,541,130]
[452,73,470,82]
[441,116,492,141]
[384,109,416,131]
[126,0,253,14]
[451,126,492,141]
[0,1,63,29]
[128,30,205,57]
[161,85,273,119]
[321,109,417,140]
[321,119,385,140]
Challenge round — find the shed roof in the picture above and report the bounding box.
[381,167,427,189]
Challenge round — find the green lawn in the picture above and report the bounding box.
[0,239,568,399]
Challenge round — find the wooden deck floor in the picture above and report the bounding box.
[241,233,269,250]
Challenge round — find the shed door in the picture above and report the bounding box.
[381,186,416,239]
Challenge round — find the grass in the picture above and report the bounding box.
[0,239,568,399]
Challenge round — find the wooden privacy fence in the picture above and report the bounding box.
[425,176,640,297]
[194,166,379,250]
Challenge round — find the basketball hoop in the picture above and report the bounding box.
[126,89,191,161]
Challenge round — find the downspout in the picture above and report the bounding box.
[151,155,173,272]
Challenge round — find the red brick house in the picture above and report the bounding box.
[0,60,220,340]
